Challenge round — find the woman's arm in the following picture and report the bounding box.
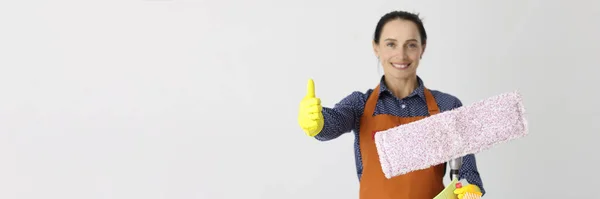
[460,154,486,195]
[452,98,486,195]
[314,91,366,141]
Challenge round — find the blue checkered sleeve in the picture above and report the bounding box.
[314,91,365,141]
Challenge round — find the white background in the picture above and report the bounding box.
[1,0,599,198]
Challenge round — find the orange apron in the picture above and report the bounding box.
[359,85,446,199]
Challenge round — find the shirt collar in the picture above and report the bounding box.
[378,75,427,101]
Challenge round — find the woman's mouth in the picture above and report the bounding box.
[391,63,411,70]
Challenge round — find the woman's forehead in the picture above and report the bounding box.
[380,19,421,42]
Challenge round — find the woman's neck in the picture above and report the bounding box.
[384,76,418,99]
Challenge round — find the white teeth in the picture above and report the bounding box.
[392,63,409,69]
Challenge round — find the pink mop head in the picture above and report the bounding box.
[374,91,528,179]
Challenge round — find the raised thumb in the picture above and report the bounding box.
[306,78,316,98]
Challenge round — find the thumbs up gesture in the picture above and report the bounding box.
[298,79,324,137]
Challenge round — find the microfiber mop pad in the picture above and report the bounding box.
[374,91,528,179]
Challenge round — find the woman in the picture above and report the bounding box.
[297,11,485,199]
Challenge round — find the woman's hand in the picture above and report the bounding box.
[298,79,324,137]
[454,184,482,199]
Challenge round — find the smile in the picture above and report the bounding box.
[391,63,411,70]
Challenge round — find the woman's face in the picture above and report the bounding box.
[373,19,425,80]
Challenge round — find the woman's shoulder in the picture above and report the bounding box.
[427,89,463,111]
[339,89,375,104]
[335,87,382,109]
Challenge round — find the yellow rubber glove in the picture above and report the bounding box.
[298,79,324,137]
[454,183,482,199]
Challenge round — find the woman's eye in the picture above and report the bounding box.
[386,43,395,47]
[408,43,418,48]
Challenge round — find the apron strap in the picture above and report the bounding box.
[423,88,440,115]
[363,85,381,118]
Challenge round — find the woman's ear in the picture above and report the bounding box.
[420,43,427,59]
[372,40,380,59]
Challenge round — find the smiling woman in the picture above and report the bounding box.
[373,13,427,99]
[297,10,485,199]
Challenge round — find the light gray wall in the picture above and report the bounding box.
[1,0,599,198]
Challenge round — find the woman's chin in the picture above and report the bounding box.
[384,70,417,80]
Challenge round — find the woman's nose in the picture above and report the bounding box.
[393,48,408,59]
